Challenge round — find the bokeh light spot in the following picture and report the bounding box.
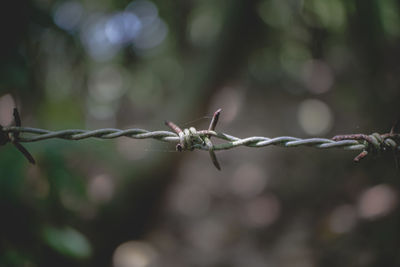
[88,174,115,204]
[302,60,334,94]
[298,99,333,135]
[105,12,142,45]
[126,0,158,21]
[80,15,119,61]
[113,241,157,267]
[358,184,398,219]
[53,1,84,32]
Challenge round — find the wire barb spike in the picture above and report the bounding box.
[164,109,222,170]
[0,108,36,164]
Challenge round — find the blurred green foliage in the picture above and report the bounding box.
[42,226,92,259]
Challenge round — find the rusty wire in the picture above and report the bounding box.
[1,108,399,169]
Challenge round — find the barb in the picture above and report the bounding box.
[1,108,399,169]
[0,108,35,164]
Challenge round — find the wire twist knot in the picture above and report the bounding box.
[165,109,222,170]
[177,127,204,151]
[0,108,35,164]
[333,128,400,163]
[366,133,399,153]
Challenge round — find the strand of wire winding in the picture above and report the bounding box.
[1,108,399,169]
[2,126,371,150]
[4,127,400,149]
[4,126,400,155]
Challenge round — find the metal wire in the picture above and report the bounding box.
[1,108,399,169]
[0,126,393,152]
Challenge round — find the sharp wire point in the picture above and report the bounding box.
[13,108,22,138]
[13,142,35,164]
[209,150,221,170]
[208,108,221,132]
[13,108,21,127]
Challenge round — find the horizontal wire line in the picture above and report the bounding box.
[3,126,368,151]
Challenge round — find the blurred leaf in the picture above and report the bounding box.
[42,226,92,259]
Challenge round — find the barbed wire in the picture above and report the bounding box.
[1,108,399,169]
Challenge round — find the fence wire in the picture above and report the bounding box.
[1,126,367,150]
[1,108,399,169]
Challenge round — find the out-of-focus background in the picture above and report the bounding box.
[1,0,400,266]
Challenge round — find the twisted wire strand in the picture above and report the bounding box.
[2,108,398,169]
[2,126,370,151]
